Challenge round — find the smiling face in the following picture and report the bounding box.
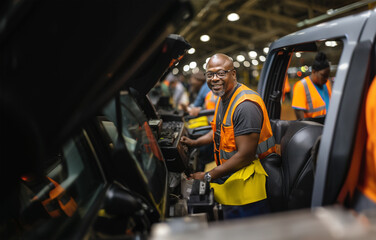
[206,54,237,99]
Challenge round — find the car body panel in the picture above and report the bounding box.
[257,9,376,208]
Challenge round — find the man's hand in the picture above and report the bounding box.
[181,129,213,148]
[180,136,196,147]
[190,171,205,180]
[188,107,202,116]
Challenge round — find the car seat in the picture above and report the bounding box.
[264,119,323,211]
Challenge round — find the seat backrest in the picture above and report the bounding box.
[261,153,284,212]
[280,120,323,210]
[270,119,290,144]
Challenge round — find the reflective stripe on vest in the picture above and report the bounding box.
[302,78,328,114]
[219,135,276,160]
[219,88,276,160]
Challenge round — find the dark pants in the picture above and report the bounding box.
[222,199,271,220]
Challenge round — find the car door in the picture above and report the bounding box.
[257,9,375,210]
[312,9,376,207]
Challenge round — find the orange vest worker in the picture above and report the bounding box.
[358,76,376,203]
[209,84,276,205]
[292,76,332,118]
[204,90,218,110]
[211,84,276,164]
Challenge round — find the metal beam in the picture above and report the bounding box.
[284,0,328,13]
[240,9,299,26]
[296,0,376,27]
[223,22,261,35]
[211,32,250,47]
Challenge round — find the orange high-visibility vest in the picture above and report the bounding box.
[209,84,276,205]
[292,76,332,118]
[358,76,376,203]
[204,91,218,110]
[211,83,276,164]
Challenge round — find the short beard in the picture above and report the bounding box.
[213,90,225,97]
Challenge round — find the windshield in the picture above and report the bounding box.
[102,92,167,204]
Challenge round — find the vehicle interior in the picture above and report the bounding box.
[1,1,375,239]
[259,28,376,213]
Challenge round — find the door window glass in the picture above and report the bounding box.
[102,92,167,203]
[1,132,105,239]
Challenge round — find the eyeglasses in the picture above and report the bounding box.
[205,69,234,80]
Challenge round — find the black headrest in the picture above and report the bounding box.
[270,119,290,144]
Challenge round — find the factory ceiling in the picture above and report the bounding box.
[177,0,375,74]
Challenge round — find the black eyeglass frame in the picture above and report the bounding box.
[204,69,234,80]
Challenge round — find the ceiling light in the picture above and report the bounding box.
[200,35,210,42]
[183,65,190,72]
[259,56,266,62]
[243,61,251,67]
[236,55,245,62]
[325,41,338,47]
[172,68,179,74]
[189,61,197,69]
[295,52,302,58]
[192,67,200,74]
[252,60,259,66]
[227,13,240,22]
[188,48,195,54]
[203,63,207,69]
[233,61,240,68]
[248,51,257,59]
[263,47,269,54]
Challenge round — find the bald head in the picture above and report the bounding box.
[207,53,234,70]
[205,53,237,99]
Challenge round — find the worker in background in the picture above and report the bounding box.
[180,71,217,172]
[181,53,276,219]
[165,73,189,110]
[282,75,291,102]
[181,71,209,114]
[182,74,212,116]
[187,71,207,104]
[292,52,332,119]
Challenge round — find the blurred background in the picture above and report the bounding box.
[175,0,375,89]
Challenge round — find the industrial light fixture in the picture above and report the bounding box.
[200,34,210,42]
[189,61,197,69]
[248,51,257,59]
[236,55,245,62]
[227,13,240,22]
[183,65,190,72]
[172,68,179,74]
[188,48,195,54]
